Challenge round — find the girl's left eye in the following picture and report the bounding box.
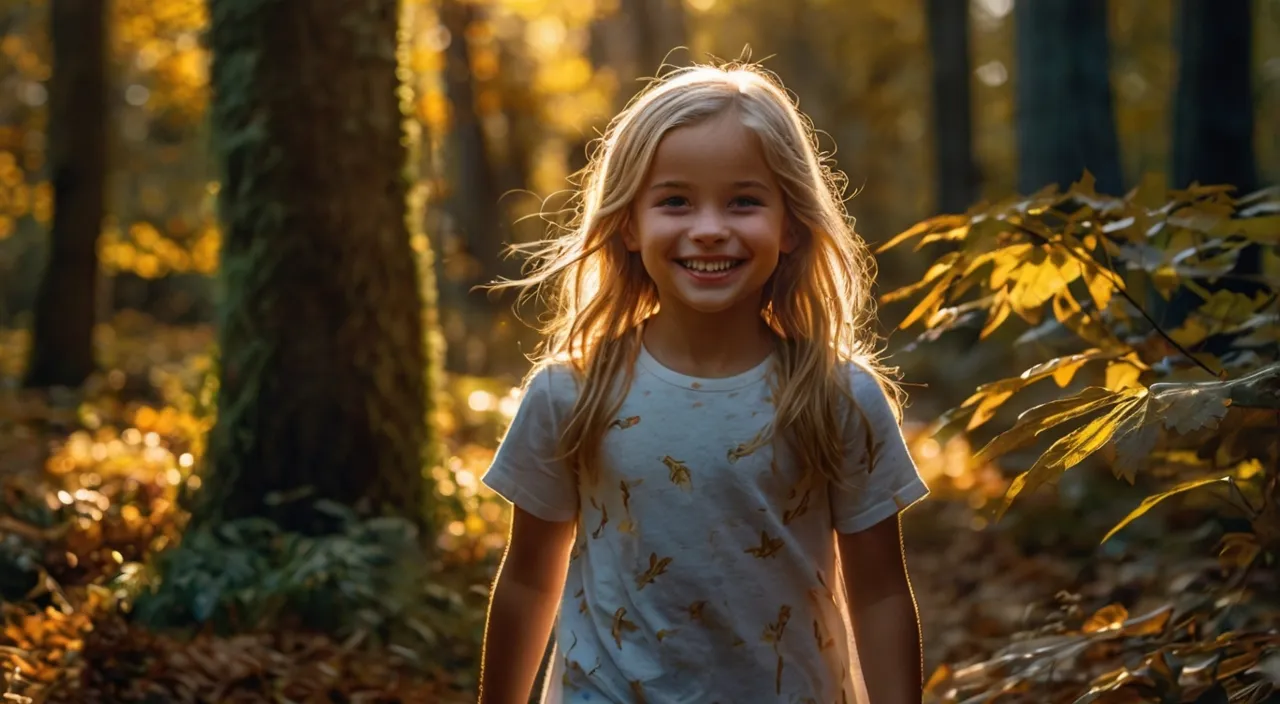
[730,196,763,208]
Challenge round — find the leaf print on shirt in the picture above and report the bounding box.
[744,530,784,559]
[611,607,639,648]
[609,415,641,430]
[782,489,812,525]
[686,600,708,622]
[589,496,609,539]
[655,628,679,641]
[662,456,693,491]
[761,604,792,649]
[775,655,785,694]
[727,426,770,463]
[618,477,644,534]
[635,552,672,590]
[812,619,835,652]
[630,679,647,704]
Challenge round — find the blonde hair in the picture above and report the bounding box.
[493,61,904,490]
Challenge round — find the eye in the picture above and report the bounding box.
[656,195,689,208]
[730,195,764,208]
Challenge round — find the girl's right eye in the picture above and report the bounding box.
[656,196,688,208]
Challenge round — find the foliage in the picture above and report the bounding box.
[0,317,499,701]
[884,176,1280,700]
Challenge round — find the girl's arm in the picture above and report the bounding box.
[838,515,924,704]
[479,506,577,704]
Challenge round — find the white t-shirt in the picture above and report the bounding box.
[482,345,929,703]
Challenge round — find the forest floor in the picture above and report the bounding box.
[0,317,1277,703]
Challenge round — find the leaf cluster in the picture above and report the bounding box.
[881,175,1280,548]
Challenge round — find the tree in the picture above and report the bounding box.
[24,0,107,389]
[1013,0,1123,196]
[1172,0,1256,193]
[1164,0,1262,330]
[926,0,977,214]
[191,0,436,536]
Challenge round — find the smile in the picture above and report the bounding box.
[676,259,744,272]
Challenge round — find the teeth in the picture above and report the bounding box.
[680,259,739,272]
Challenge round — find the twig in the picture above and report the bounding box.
[1008,220,1222,378]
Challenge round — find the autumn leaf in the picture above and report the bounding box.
[996,393,1147,521]
[611,607,638,649]
[744,530,784,559]
[972,386,1126,466]
[1150,378,1233,434]
[1082,604,1128,633]
[634,552,671,591]
[1100,476,1231,544]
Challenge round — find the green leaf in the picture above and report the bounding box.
[1100,476,1230,544]
[973,386,1123,466]
[996,394,1146,521]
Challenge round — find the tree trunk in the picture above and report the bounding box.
[1014,0,1123,196]
[1172,0,1256,193]
[24,0,107,389]
[193,0,433,535]
[926,0,977,214]
[1162,0,1262,329]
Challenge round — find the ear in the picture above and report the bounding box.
[780,222,801,254]
[622,219,641,252]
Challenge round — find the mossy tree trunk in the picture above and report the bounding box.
[193,0,436,535]
[24,0,107,389]
[1014,0,1123,196]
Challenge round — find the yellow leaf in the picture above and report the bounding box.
[1106,360,1143,390]
[965,390,1013,432]
[1082,604,1129,633]
[997,394,1146,521]
[1101,476,1230,544]
[898,271,959,330]
[1081,262,1115,312]
[972,386,1123,466]
[980,294,1011,339]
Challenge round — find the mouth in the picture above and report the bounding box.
[675,258,746,273]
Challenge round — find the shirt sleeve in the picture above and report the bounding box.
[481,366,579,522]
[830,364,930,533]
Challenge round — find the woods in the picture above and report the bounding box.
[0,0,1277,701]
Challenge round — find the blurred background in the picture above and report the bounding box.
[0,0,1278,701]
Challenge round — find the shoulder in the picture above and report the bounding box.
[521,362,581,415]
[835,359,905,430]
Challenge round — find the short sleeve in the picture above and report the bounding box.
[830,365,930,533]
[481,366,579,522]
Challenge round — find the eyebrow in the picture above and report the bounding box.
[649,180,773,192]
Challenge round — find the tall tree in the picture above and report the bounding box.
[1172,0,1256,193]
[192,0,435,535]
[24,0,107,388]
[926,0,977,214]
[1163,0,1263,329]
[1014,0,1123,196]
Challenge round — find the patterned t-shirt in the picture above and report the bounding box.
[482,345,929,703]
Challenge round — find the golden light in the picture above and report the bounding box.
[178,453,194,468]
[447,520,466,537]
[468,390,495,412]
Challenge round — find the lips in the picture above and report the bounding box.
[675,258,746,273]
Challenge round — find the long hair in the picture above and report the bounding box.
[491,61,905,489]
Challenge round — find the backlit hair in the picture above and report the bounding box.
[492,61,905,490]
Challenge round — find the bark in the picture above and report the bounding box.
[1172,0,1256,193]
[193,0,433,535]
[926,0,978,214]
[24,0,107,389]
[1014,0,1124,196]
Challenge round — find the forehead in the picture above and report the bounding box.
[645,112,774,185]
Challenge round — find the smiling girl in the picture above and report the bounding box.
[478,62,930,704]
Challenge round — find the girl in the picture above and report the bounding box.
[479,62,929,704]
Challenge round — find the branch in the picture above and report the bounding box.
[1224,363,1280,410]
[1009,220,1222,378]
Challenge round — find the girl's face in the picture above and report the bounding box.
[625,111,795,320]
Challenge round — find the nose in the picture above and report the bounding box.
[687,208,729,245]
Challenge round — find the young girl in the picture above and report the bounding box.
[479,62,929,704]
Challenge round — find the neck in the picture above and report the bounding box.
[642,301,776,378]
